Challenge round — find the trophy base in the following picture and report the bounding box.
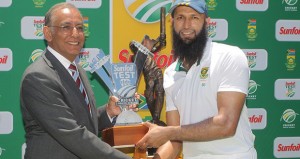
[102,124,149,159]
[115,110,143,125]
[102,124,148,146]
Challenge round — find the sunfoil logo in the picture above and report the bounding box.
[123,0,172,23]
[248,108,267,130]
[118,49,174,69]
[274,137,300,158]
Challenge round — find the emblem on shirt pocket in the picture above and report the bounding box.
[200,67,209,79]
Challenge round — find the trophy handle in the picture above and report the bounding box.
[151,7,166,53]
[129,7,167,126]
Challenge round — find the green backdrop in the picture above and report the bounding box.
[0,0,299,159]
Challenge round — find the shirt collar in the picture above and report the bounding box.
[47,46,75,70]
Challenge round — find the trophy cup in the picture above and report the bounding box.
[89,50,142,125]
[89,6,166,159]
[89,50,149,158]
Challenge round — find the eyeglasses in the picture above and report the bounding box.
[48,25,84,35]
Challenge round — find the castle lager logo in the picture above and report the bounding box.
[247,19,258,41]
[237,0,268,11]
[32,0,46,8]
[83,17,90,38]
[285,49,296,71]
[29,49,43,63]
[123,0,172,23]
[207,0,218,10]
[276,20,300,41]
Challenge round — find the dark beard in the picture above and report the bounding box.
[172,23,208,66]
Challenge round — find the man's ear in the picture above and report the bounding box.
[205,17,211,26]
[43,26,52,42]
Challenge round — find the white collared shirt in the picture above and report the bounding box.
[47,46,76,76]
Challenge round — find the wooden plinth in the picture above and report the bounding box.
[102,124,149,159]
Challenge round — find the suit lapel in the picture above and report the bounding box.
[43,50,97,133]
[77,66,98,132]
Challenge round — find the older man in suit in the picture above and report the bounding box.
[20,2,132,159]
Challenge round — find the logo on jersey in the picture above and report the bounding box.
[200,67,209,79]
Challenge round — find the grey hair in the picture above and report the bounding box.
[44,2,82,27]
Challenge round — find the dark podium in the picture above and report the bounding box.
[102,124,149,159]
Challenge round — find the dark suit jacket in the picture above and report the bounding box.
[20,49,130,159]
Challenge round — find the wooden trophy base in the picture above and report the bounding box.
[102,124,149,158]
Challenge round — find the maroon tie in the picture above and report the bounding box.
[69,64,91,116]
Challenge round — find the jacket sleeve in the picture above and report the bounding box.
[97,105,114,132]
[21,70,131,159]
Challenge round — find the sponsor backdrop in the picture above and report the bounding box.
[0,0,299,158]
